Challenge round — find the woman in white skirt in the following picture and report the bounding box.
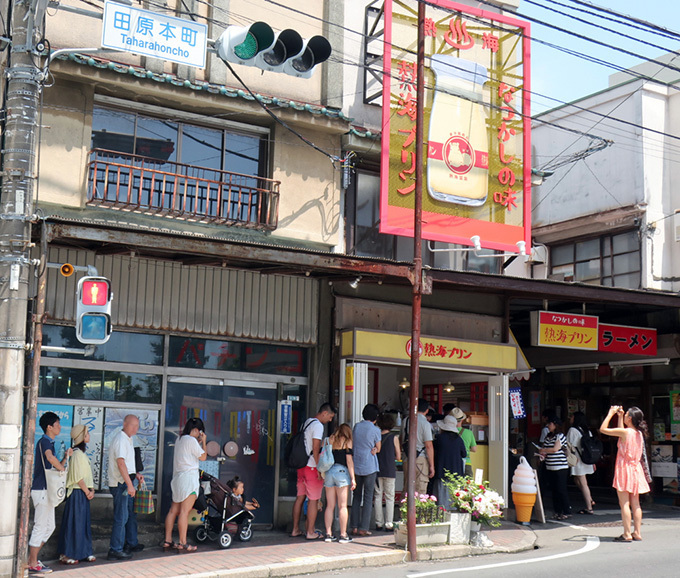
[163,417,207,552]
[567,411,596,515]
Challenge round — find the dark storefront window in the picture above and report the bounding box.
[42,325,164,365]
[168,336,308,376]
[39,366,162,404]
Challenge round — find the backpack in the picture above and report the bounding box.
[316,437,335,474]
[578,428,603,465]
[284,419,315,469]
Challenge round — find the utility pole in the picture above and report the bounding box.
[0,0,43,575]
[406,1,426,562]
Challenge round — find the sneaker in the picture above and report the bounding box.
[107,549,133,560]
[338,535,353,544]
[324,534,337,542]
[28,561,53,574]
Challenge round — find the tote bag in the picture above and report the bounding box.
[133,480,155,515]
[40,448,67,507]
[317,437,335,474]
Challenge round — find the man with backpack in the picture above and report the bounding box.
[289,403,336,539]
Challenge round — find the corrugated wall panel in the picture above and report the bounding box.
[45,248,318,344]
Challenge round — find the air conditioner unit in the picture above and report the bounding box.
[675,210,680,242]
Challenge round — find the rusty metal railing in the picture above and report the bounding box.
[87,149,280,230]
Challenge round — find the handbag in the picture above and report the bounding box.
[40,446,67,507]
[640,440,653,485]
[133,480,155,515]
[566,442,578,468]
[316,437,335,474]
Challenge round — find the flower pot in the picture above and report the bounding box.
[394,522,451,547]
[445,511,471,545]
[470,521,481,533]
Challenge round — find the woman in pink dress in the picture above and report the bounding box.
[600,405,650,542]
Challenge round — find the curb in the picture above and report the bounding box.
[167,527,538,578]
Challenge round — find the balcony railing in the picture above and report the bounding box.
[87,149,280,230]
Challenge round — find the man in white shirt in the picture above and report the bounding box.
[108,414,145,560]
[401,398,434,494]
[290,403,335,540]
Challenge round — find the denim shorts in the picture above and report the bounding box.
[324,463,351,488]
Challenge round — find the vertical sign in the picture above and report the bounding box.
[280,400,292,435]
[380,0,531,252]
[509,387,526,419]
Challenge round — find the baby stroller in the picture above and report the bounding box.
[193,471,255,549]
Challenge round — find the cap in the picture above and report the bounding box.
[451,407,467,422]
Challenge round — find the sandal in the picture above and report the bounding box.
[59,555,79,565]
[85,555,96,562]
[161,540,177,551]
[176,543,197,552]
[578,509,594,515]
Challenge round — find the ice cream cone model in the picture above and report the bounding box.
[511,456,538,524]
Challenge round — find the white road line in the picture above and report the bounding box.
[407,535,600,578]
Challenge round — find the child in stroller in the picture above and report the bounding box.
[194,472,260,549]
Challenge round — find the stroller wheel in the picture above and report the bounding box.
[218,531,232,549]
[238,524,253,542]
[194,526,209,543]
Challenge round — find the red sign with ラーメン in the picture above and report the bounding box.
[598,324,657,356]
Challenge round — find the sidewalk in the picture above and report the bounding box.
[47,521,536,578]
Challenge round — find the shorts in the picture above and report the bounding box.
[324,463,351,488]
[297,466,323,500]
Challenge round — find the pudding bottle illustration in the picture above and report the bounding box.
[427,55,489,206]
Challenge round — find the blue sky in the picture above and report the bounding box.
[519,0,680,113]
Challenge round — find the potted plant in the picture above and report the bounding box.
[394,492,450,547]
[442,473,504,545]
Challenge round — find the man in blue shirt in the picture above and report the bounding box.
[28,411,72,575]
[350,404,381,536]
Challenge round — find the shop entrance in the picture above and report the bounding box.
[162,378,277,524]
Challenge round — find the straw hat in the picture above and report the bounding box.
[71,424,87,445]
[436,414,459,432]
[451,407,467,422]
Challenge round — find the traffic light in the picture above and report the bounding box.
[216,22,331,78]
[76,276,113,344]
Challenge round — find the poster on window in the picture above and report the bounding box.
[73,406,104,490]
[35,404,73,461]
[102,408,159,491]
[509,387,526,419]
[671,391,680,424]
[650,445,675,478]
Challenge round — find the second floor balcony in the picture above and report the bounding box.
[87,149,280,231]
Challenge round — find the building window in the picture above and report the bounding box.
[551,231,641,288]
[91,106,268,179]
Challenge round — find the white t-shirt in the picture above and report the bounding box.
[303,418,323,468]
[108,430,135,487]
[173,435,204,474]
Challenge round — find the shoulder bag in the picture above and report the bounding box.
[316,437,335,474]
[41,445,67,506]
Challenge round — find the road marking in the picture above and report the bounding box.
[408,535,600,577]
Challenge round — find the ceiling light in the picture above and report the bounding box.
[544,363,599,373]
[399,377,410,389]
[349,276,361,289]
[444,381,454,393]
[609,358,670,368]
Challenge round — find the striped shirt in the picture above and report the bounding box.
[542,433,568,470]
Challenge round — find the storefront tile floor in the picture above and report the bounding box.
[45,521,536,578]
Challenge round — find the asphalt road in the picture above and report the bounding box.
[314,508,680,578]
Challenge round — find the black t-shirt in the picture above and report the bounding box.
[377,432,397,478]
[332,447,352,467]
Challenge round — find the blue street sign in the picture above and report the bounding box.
[102,1,208,68]
[280,401,292,435]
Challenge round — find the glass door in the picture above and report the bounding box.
[163,378,277,524]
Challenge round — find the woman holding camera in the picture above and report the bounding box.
[600,406,650,542]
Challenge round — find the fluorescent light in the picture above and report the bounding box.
[609,358,670,368]
[545,363,599,373]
